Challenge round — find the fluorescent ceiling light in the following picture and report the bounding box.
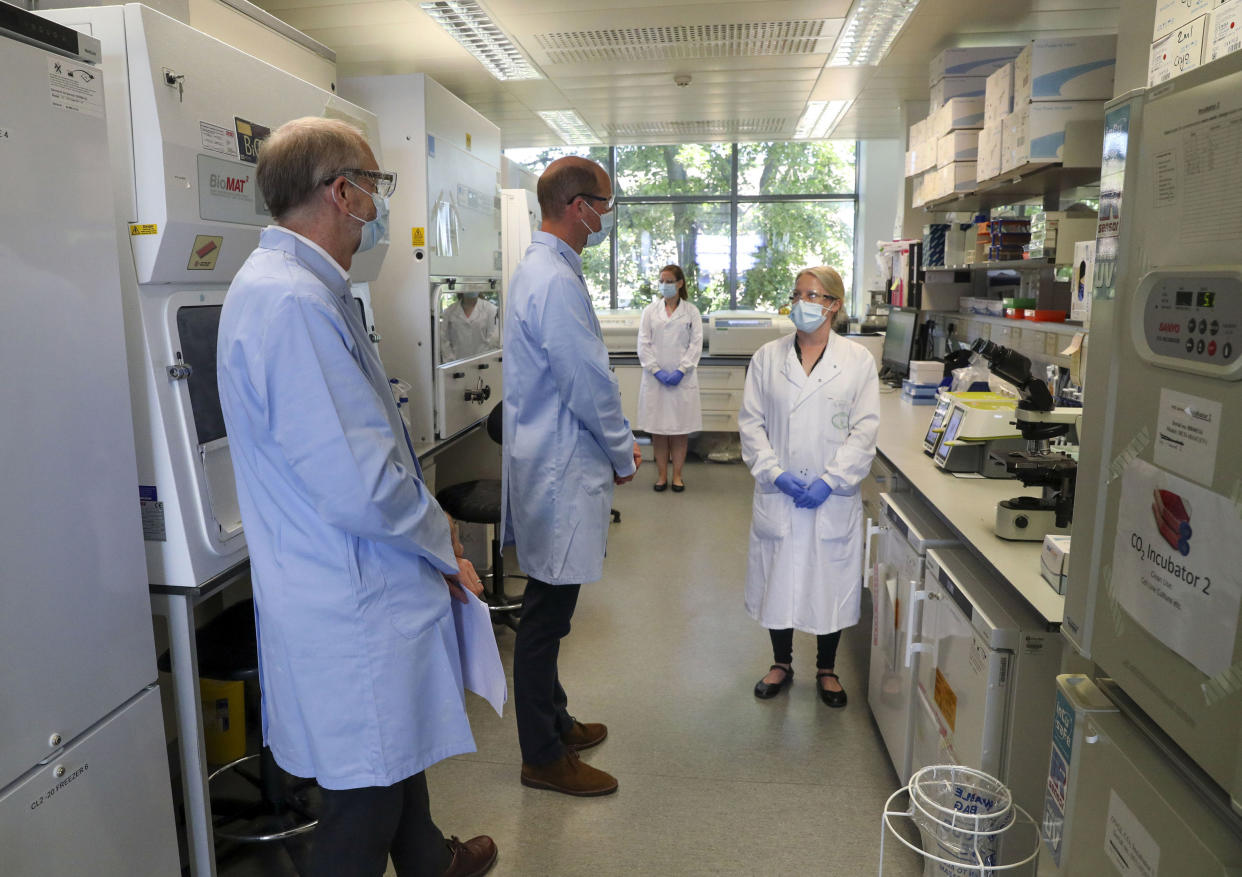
[828,0,920,66]
[420,0,542,81]
[537,110,600,145]
[795,99,853,139]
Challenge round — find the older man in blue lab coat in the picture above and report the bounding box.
[217,117,496,877]
[503,156,642,797]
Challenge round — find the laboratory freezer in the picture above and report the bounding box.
[868,492,959,784]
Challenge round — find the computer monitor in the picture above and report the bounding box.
[882,307,918,379]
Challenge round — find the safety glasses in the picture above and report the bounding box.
[570,191,615,211]
[325,168,398,199]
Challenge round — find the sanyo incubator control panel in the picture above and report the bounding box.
[1134,270,1242,377]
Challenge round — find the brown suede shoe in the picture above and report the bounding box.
[443,834,497,877]
[561,720,608,751]
[520,749,618,796]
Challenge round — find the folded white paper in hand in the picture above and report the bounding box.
[451,590,508,716]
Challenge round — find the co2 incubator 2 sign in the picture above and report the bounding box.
[1110,458,1242,677]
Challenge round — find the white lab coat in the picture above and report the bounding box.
[738,332,881,634]
[636,298,703,434]
[440,296,500,362]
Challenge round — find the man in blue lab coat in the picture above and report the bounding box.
[218,117,496,877]
[503,156,642,796]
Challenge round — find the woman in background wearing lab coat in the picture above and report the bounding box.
[440,291,500,362]
[636,264,703,491]
[738,265,880,707]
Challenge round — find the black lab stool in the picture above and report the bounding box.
[159,599,318,844]
[435,404,524,629]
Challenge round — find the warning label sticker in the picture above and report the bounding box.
[200,121,238,158]
[47,56,103,118]
[188,235,224,271]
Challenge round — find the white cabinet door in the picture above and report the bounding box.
[614,365,641,425]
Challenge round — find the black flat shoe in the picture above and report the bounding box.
[653,481,668,492]
[671,482,685,492]
[753,665,793,699]
[816,671,847,708]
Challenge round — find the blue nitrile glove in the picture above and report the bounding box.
[654,369,671,385]
[666,369,684,386]
[774,472,807,499]
[795,478,833,509]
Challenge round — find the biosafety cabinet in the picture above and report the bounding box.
[341,74,504,443]
[1061,49,1242,816]
[39,2,387,590]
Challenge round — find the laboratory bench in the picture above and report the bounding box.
[870,388,1064,627]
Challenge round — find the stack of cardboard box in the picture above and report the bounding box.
[925,47,1020,201]
[906,116,931,207]
[999,36,1116,175]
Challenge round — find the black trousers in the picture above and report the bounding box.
[306,772,449,877]
[513,577,580,766]
[769,628,842,670]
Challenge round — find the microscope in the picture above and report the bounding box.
[970,339,1081,541]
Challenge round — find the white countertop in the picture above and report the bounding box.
[874,388,1066,625]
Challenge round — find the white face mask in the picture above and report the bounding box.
[580,200,614,247]
[659,281,679,299]
[791,299,831,332]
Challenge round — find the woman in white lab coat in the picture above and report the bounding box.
[636,264,703,491]
[440,292,500,362]
[738,265,880,707]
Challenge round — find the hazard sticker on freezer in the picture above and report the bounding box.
[188,235,224,270]
[47,56,103,119]
[1112,459,1242,677]
[933,668,957,733]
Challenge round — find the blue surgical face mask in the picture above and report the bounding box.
[581,201,614,247]
[342,177,389,253]
[659,281,679,299]
[791,298,830,332]
[463,291,479,301]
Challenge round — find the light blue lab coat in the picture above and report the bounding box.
[502,231,635,585]
[217,227,474,790]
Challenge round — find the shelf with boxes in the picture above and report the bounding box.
[920,207,1098,323]
[910,37,1117,213]
[922,259,1072,323]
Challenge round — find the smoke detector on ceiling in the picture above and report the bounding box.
[674,74,692,88]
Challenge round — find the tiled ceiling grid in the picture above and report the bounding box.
[251,0,1121,146]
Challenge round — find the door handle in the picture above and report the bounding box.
[905,580,930,668]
